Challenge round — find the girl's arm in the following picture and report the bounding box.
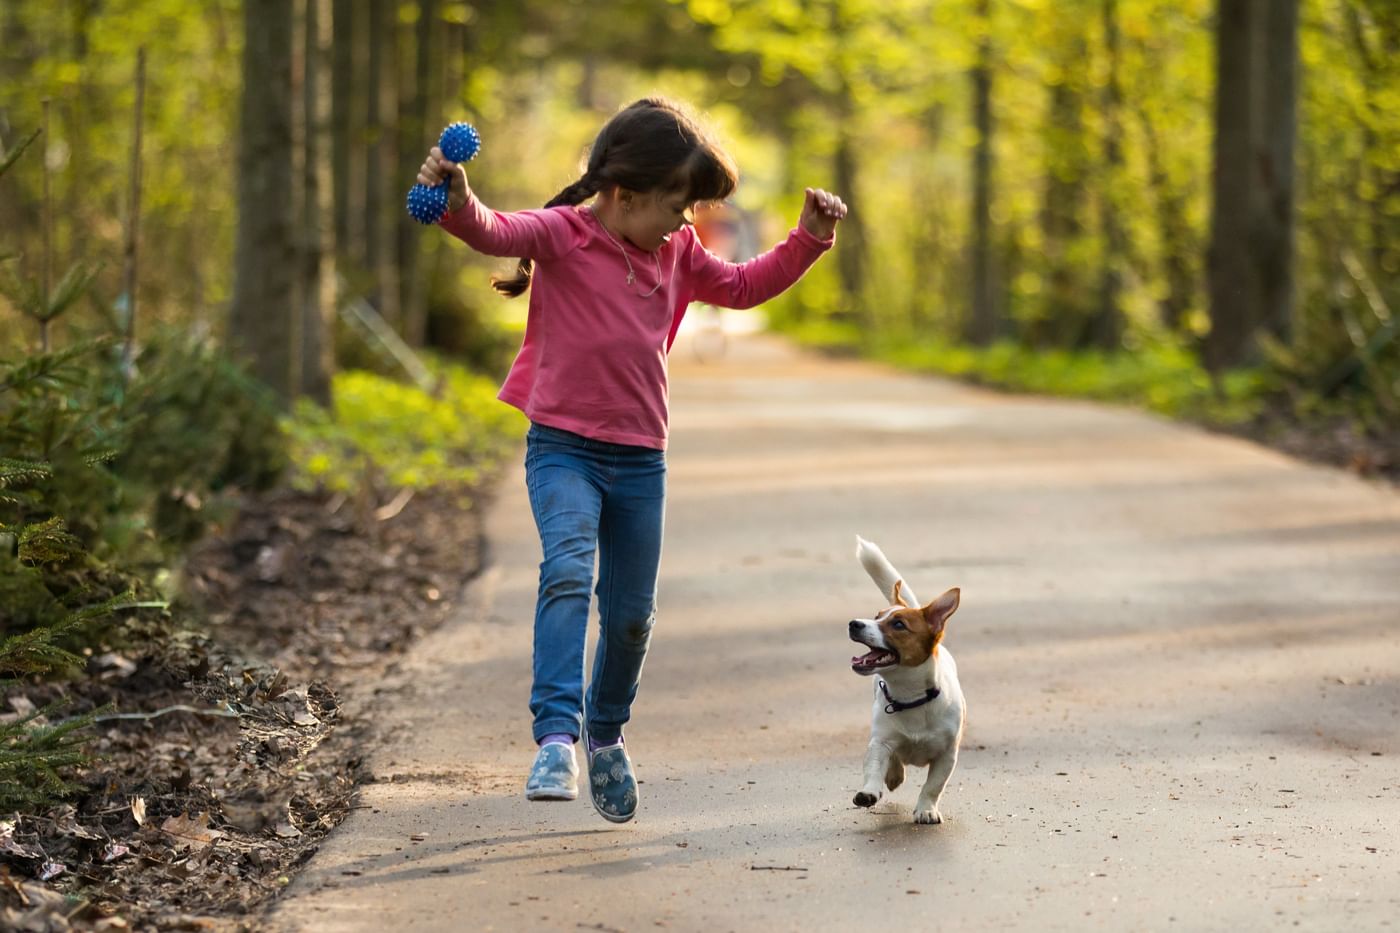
[688,187,846,309]
[439,196,584,261]
[416,145,583,260]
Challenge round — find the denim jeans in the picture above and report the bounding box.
[523,423,666,745]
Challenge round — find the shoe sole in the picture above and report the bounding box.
[526,787,578,801]
[589,797,636,823]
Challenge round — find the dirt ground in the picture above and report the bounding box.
[2,488,488,931]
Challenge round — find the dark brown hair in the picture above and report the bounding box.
[492,97,739,298]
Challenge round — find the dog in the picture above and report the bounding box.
[848,536,965,824]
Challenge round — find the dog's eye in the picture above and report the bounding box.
[891,620,906,631]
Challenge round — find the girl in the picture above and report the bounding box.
[416,97,845,823]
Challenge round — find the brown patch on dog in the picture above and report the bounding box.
[878,587,960,666]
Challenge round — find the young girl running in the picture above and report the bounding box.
[415,97,845,823]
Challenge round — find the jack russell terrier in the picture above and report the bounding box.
[848,536,965,824]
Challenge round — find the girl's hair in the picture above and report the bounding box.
[492,97,739,298]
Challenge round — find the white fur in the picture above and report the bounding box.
[850,536,966,825]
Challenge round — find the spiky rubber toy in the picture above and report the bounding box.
[406,122,481,225]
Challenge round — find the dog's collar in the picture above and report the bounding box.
[878,679,940,714]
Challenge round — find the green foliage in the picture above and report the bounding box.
[0,128,42,179]
[782,322,1267,424]
[0,596,130,682]
[284,360,526,501]
[0,701,97,811]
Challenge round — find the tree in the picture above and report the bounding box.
[1205,0,1298,371]
[966,0,999,345]
[1091,0,1126,350]
[299,0,335,404]
[228,0,295,401]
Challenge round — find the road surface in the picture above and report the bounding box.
[270,326,1400,932]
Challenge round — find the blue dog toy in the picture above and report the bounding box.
[405,122,481,225]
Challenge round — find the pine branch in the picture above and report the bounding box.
[0,127,41,178]
[0,458,52,489]
[0,338,112,397]
[18,516,83,567]
[0,699,99,812]
[0,593,134,678]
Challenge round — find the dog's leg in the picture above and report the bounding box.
[884,757,905,792]
[912,746,959,825]
[854,741,894,808]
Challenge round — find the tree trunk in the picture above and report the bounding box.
[229,0,295,402]
[1206,0,1297,369]
[332,0,362,275]
[1038,34,1092,349]
[1258,0,1297,344]
[1137,103,1196,333]
[1205,0,1263,371]
[832,121,867,324]
[1090,0,1126,350]
[301,0,335,404]
[399,0,439,348]
[966,0,999,346]
[364,0,400,326]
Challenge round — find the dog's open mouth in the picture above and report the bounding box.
[851,648,898,674]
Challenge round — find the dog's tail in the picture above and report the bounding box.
[856,536,920,607]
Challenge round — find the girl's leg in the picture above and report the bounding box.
[585,448,667,744]
[525,430,605,744]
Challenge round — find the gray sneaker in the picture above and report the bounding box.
[586,742,638,823]
[525,742,578,801]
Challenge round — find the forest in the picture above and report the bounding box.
[1,0,1397,926]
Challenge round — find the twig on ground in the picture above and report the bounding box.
[93,705,241,723]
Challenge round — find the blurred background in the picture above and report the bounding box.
[0,0,1396,434]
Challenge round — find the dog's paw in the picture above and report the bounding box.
[852,791,881,808]
[912,807,943,825]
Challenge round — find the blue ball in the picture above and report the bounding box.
[406,182,450,225]
[440,122,480,163]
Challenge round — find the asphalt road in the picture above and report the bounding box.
[270,326,1400,932]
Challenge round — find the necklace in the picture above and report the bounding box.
[589,206,663,297]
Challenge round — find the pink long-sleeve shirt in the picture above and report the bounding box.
[441,195,832,450]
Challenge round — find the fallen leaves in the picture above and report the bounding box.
[0,487,485,929]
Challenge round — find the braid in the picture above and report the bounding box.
[491,174,602,298]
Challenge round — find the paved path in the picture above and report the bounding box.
[270,328,1400,932]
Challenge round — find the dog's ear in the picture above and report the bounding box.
[891,579,911,608]
[921,587,960,640]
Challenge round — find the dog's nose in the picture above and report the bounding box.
[848,620,862,634]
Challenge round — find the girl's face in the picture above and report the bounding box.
[619,190,695,251]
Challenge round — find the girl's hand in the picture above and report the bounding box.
[417,146,470,214]
[798,187,847,240]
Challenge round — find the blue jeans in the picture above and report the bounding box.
[524,423,666,745]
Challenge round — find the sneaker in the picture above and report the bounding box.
[586,741,638,823]
[525,742,578,801]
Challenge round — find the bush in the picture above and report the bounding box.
[284,357,525,504]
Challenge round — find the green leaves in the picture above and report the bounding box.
[284,361,525,501]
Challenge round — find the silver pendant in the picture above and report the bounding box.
[626,271,635,285]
